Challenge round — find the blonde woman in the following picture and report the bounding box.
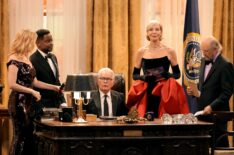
[7,30,60,155]
[127,20,189,118]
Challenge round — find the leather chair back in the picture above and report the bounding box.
[65,73,125,107]
[211,111,234,155]
[90,73,125,97]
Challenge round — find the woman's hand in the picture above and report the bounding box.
[160,71,173,79]
[186,82,200,97]
[54,85,60,92]
[144,75,156,82]
[31,90,41,101]
[186,86,193,96]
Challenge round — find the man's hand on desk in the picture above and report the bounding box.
[203,105,212,115]
[194,105,212,116]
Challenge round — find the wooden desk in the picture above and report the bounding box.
[34,119,212,155]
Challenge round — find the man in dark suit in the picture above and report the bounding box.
[30,29,66,108]
[86,68,128,117]
[187,36,234,146]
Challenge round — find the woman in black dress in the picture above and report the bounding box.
[7,30,60,155]
[132,20,181,117]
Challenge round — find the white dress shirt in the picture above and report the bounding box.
[204,52,220,80]
[204,63,212,80]
[99,90,113,116]
[38,49,56,77]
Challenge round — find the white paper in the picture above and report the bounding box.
[194,110,204,117]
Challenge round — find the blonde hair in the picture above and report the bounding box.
[146,20,163,41]
[10,29,36,57]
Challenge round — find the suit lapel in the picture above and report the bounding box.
[199,59,206,86]
[204,65,215,82]
[199,59,205,90]
[93,91,101,116]
[50,56,59,78]
[35,51,55,78]
[203,55,221,84]
[111,91,118,116]
[36,50,58,79]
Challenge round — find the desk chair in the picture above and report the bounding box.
[65,73,126,110]
[211,111,234,155]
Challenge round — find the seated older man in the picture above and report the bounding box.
[85,67,128,117]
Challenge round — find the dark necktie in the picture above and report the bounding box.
[45,53,53,61]
[104,95,109,116]
[205,59,213,65]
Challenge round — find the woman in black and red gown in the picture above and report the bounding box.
[127,20,189,118]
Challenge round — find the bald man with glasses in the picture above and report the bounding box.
[85,68,128,117]
[187,36,234,147]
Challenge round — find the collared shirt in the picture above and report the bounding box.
[204,52,220,80]
[99,90,113,116]
[38,49,56,77]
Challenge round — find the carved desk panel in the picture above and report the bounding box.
[34,119,212,155]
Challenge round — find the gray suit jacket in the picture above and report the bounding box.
[85,90,128,117]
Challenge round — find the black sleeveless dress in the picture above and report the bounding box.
[7,60,36,155]
[141,56,170,117]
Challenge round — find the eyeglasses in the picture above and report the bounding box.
[99,77,113,82]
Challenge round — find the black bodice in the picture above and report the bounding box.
[141,56,170,81]
[7,60,36,88]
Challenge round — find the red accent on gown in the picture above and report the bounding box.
[127,78,190,118]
